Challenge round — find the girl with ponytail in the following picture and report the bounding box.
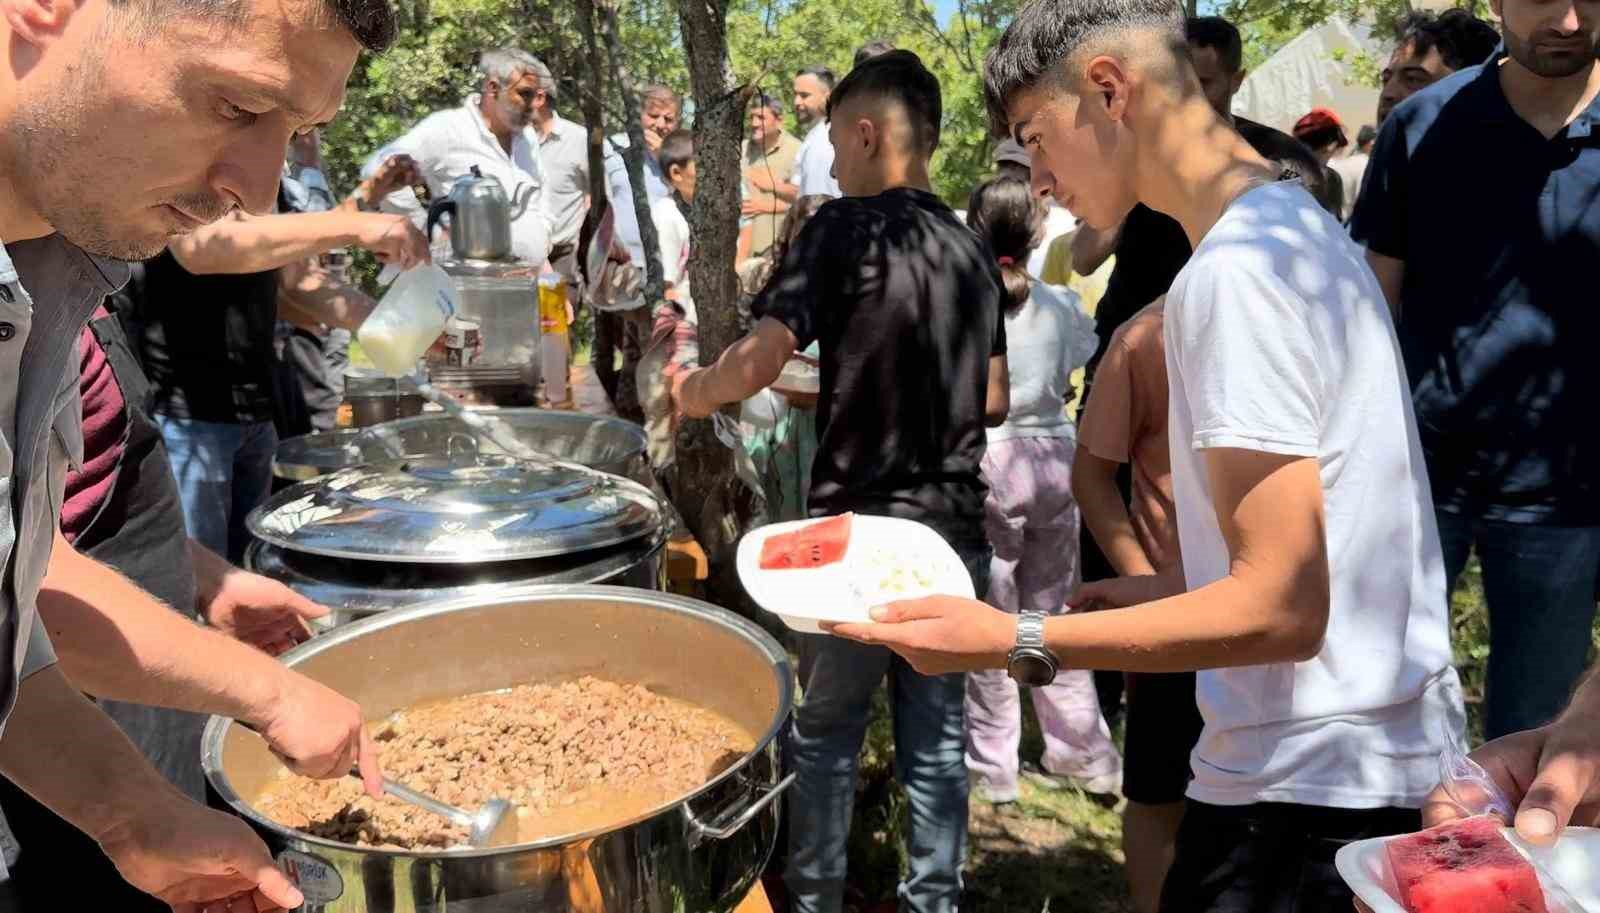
[963,176,1122,803]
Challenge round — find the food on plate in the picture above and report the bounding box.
[1385,815,1548,913]
[851,543,939,602]
[255,676,753,849]
[758,513,853,570]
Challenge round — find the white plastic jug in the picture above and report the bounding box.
[359,264,459,377]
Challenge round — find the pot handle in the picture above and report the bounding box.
[684,772,796,843]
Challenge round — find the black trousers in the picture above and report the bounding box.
[1160,800,1419,913]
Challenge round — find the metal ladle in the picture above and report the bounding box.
[365,774,518,849]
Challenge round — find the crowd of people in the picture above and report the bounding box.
[0,0,1593,911]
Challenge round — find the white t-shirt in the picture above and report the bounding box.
[536,114,591,250]
[651,195,695,322]
[794,120,842,198]
[1164,181,1463,810]
[988,280,1097,444]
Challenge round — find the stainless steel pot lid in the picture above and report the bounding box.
[272,430,369,482]
[246,456,663,563]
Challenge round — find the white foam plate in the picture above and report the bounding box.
[1336,825,1600,912]
[736,515,974,634]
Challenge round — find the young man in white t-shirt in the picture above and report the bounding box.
[829,2,1463,909]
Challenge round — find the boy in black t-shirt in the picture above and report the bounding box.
[674,50,1007,913]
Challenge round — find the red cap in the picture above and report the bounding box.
[1293,107,1347,143]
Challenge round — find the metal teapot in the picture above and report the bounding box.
[426,166,534,261]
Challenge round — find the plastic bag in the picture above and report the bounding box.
[1436,725,1584,911]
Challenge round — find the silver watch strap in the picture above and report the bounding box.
[1015,612,1046,649]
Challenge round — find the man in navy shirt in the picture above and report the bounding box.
[1351,0,1600,740]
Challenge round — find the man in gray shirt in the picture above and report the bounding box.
[0,0,399,907]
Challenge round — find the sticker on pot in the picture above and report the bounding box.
[279,850,344,905]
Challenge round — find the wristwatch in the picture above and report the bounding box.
[1007,612,1059,687]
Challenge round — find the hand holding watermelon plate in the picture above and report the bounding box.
[736,513,975,634]
[1336,817,1597,913]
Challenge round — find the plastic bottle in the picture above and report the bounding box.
[359,264,459,377]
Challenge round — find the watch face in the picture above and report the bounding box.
[1009,652,1056,688]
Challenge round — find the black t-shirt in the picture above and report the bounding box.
[754,188,1007,546]
[1087,117,1331,382]
[138,249,281,424]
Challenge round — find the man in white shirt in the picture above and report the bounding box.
[792,66,842,198]
[365,47,554,267]
[528,60,588,407]
[834,2,1462,910]
[603,85,682,271]
[595,86,681,410]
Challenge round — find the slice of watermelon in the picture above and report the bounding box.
[1386,816,1549,913]
[759,513,853,570]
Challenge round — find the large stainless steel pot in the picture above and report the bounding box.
[271,411,649,487]
[243,525,666,627]
[203,586,794,913]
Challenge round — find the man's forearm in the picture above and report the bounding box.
[279,259,376,331]
[683,317,794,411]
[169,210,365,276]
[40,539,286,726]
[1045,571,1326,673]
[0,666,186,845]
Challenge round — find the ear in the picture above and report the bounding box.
[1085,55,1133,124]
[854,116,877,156]
[1230,69,1247,96]
[3,0,78,46]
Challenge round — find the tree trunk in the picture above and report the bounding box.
[572,0,630,412]
[675,0,760,610]
[597,0,661,424]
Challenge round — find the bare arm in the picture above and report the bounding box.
[278,258,376,331]
[1072,445,1156,577]
[1366,250,1405,322]
[1070,217,1123,276]
[168,210,429,276]
[0,666,304,910]
[984,354,1009,427]
[39,532,381,792]
[674,317,798,417]
[1044,449,1328,670]
[832,449,1330,675]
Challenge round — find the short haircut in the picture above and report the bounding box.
[828,49,943,153]
[659,129,695,176]
[641,84,682,111]
[753,92,785,116]
[798,66,838,91]
[108,0,396,51]
[854,39,897,67]
[1356,124,1377,148]
[1185,15,1242,74]
[479,48,554,101]
[1393,8,1500,72]
[983,0,1185,137]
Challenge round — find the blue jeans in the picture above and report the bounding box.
[155,415,277,564]
[1436,509,1600,739]
[785,547,990,913]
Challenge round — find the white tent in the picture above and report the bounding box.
[1231,18,1385,138]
